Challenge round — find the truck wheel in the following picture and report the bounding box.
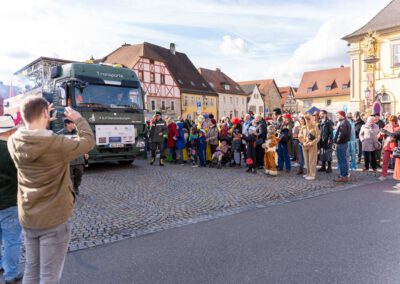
[119,160,134,165]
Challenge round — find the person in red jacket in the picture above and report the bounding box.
[167,118,179,163]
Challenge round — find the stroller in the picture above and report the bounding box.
[210,141,232,169]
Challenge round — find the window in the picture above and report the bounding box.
[203,97,208,106]
[307,87,313,94]
[171,101,175,111]
[236,97,239,104]
[202,83,206,87]
[393,44,400,66]
[138,70,144,81]
[160,74,165,84]
[191,96,194,105]
[149,59,154,64]
[325,86,331,91]
[242,98,245,104]
[151,100,156,111]
[326,99,332,106]
[210,98,214,106]
[178,79,184,85]
[190,81,195,86]
[150,72,155,83]
[184,96,188,106]
[235,86,240,91]
[224,84,230,91]
[209,82,214,88]
[161,101,165,110]
[303,100,312,108]
[230,97,233,104]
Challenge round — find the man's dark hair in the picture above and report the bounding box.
[354,111,361,118]
[20,96,48,124]
[321,110,328,115]
[374,113,380,117]
[273,108,282,115]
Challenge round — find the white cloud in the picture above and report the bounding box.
[219,35,248,56]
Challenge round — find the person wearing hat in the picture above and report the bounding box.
[0,116,24,284]
[57,119,88,195]
[334,110,352,182]
[149,110,168,166]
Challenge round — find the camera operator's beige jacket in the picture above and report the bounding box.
[7,117,95,229]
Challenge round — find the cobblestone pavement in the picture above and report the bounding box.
[69,159,383,252]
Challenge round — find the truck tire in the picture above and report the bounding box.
[118,160,134,165]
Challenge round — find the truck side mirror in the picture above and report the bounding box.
[56,87,67,107]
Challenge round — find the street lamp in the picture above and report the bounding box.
[364,88,370,111]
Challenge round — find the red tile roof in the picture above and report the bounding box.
[296,67,350,99]
[238,79,281,98]
[279,86,295,105]
[102,42,217,96]
[198,68,246,95]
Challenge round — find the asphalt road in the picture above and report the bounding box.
[57,180,400,284]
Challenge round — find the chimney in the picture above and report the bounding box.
[216,68,221,72]
[170,43,176,55]
[121,43,131,47]
[340,65,344,68]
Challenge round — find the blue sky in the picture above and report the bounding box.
[0,0,390,87]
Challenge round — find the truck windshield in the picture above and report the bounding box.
[74,85,143,110]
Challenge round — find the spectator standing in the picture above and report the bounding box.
[7,97,95,283]
[354,111,365,163]
[298,114,320,180]
[0,116,23,284]
[333,111,352,182]
[149,111,168,166]
[57,119,88,195]
[317,110,334,173]
[378,115,400,180]
[359,116,380,172]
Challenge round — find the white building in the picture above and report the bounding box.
[240,84,265,116]
[199,67,248,119]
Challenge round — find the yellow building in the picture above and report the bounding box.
[181,93,218,119]
[295,66,350,118]
[343,0,400,115]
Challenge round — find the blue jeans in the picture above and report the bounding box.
[336,143,349,177]
[177,148,183,162]
[0,206,22,281]
[199,147,206,166]
[298,143,305,168]
[277,144,291,170]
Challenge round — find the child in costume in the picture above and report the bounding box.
[212,140,230,169]
[198,129,207,167]
[244,124,258,174]
[263,125,279,176]
[230,117,242,167]
[189,127,199,167]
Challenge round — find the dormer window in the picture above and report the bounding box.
[209,82,215,88]
[342,83,350,90]
[202,83,206,87]
[224,84,230,91]
[307,87,313,94]
[190,81,195,86]
[178,79,184,85]
[325,85,331,91]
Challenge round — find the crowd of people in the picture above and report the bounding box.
[147,108,400,186]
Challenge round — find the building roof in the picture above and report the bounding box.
[296,66,350,99]
[279,87,296,105]
[343,0,400,40]
[14,57,76,75]
[102,42,217,96]
[238,79,281,98]
[198,68,246,95]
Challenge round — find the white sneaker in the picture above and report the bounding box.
[292,162,300,167]
[303,175,308,178]
[378,176,387,181]
[305,176,315,180]
[192,164,198,168]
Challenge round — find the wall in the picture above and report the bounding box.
[181,93,218,119]
[264,84,282,113]
[218,93,248,119]
[247,87,264,116]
